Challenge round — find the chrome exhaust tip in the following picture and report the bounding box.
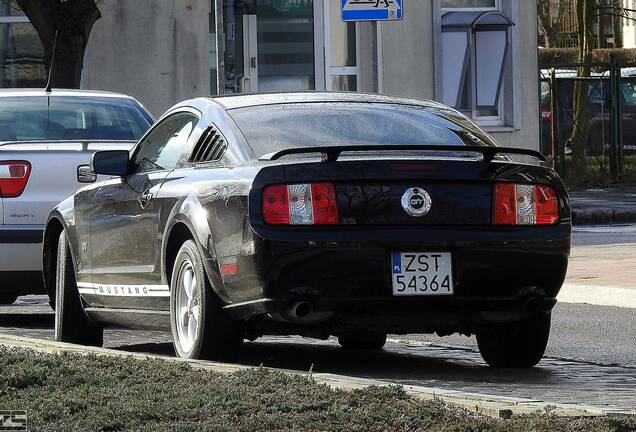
[287,301,313,319]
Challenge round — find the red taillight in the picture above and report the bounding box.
[0,161,31,198]
[310,183,339,225]
[493,183,517,225]
[262,184,290,225]
[535,185,559,225]
[263,183,339,225]
[493,183,558,225]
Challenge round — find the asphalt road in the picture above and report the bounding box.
[401,302,636,368]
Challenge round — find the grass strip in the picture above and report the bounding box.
[0,347,634,432]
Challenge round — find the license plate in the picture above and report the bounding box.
[391,252,454,296]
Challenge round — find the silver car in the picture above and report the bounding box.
[0,89,153,304]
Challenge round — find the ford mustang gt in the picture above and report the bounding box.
[42,93,571,367]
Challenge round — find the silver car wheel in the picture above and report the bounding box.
[175,260,200,354]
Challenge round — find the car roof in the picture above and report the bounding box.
[0,88,135,99]
[207,91,448,110]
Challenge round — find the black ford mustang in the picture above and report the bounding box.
[42,93,571,367]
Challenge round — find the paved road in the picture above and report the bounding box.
[403,302,636,368]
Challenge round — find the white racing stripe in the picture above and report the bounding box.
[77,282,170,298]
[558,284,636,309]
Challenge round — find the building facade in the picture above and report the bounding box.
[2,0,540,150]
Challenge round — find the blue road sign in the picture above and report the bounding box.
[341,0,403,22]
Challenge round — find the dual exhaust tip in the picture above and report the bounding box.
[286,301,313,319]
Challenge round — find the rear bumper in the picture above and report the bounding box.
[0,227,43,272]
[226,295,556,332]
[222,223,571,329]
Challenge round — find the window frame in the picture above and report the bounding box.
[130,108,201,174]
[440,0,499,13]
[435,0,516,129]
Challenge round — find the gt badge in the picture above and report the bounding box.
[401,187,432,217]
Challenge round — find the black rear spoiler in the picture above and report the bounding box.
[259,145,547,163]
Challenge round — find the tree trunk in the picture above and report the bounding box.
[570,0,593,177]
[538,0,568,48]
[599,0,608,48]
[15,0,101,89]
[613,0,624,48]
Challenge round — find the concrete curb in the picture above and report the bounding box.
[572,209,636,226]
[0,334,633,419]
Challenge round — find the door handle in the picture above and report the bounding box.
[137,191,153,209]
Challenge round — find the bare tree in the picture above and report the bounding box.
[570,0,593,175]
[538,0,567,48]
[15,0,101,89]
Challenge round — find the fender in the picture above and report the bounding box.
[162,195,232,303]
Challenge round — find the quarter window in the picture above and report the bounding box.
[132,112,199,173]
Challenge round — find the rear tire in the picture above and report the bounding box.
[476,313,551,368]
[338,332,387,351]
[0,294,18,305]
[54,231,103,346]
[170,240,243,361]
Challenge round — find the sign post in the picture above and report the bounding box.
[341,0,403,22]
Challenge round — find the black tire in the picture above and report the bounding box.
[54,231,103,346]
[169,240,243,361]
[338,332,387,351]
[0,294,18,305]
[476,313,551,368]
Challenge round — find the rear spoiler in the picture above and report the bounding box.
[259,145,547,163]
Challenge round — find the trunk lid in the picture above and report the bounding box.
[284,158,493,226]
[335,181,491,225]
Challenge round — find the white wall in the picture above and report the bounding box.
[84,0,210,117]
[377,1,436,100]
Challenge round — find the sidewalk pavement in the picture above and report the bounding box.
[559,241,636,308]
[570,188,636,225]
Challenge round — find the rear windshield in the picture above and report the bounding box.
[228,102,496,157]
[0,96,153,142]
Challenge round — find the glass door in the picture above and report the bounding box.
[218,0,323,94]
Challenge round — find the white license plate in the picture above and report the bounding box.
[391,252,454,296]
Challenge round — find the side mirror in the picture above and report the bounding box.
[91,150,130,177]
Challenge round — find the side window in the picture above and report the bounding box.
[132,112,199,173]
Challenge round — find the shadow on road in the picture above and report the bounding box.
[0,313,53,328]
[0,301,559,388]
[115,338,556,386]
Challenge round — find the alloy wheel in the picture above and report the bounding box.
[175,260,200,354]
